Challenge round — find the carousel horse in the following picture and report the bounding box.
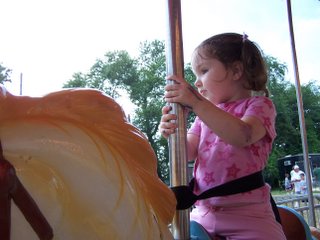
[278,205,317,240]
[0,86,176,240]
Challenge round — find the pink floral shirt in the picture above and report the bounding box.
[188,96,276,207]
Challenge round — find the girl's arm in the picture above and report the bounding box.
[187,133,199,161]
[192,98,266,147]
[165,75,266,147]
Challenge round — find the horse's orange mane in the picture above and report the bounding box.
[0,88,176,227]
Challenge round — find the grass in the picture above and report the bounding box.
[271,188,320,196]
[271,188,287,195]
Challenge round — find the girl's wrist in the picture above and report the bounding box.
[191,95,207,114]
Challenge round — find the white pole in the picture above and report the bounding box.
[286,0,316,227]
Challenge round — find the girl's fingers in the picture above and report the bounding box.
[161,106,177,121]
[165,84,180,92]
[161,105,172,114]
[160,127,176,138]
[166,75,185,84]
[161,82,181,138]
[159,113,178,138]
[160,120,177,130]
[161,114,177,123]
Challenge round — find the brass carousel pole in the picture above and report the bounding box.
[286,0,316,226]
[165,0,190,239]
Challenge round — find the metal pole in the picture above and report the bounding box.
[286,0,316,226]
[19,73,23,95]
[165,0,190,239]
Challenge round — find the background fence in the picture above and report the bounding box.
[274,194,320,228]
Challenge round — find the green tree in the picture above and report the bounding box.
[64,51,138,99]
[0,64,12,84]
[266,56,320,187]
[87,51,138,98]
[63,72,87,88]
[299,81,320,153]
[263,56,290,185]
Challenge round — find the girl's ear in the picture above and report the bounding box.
[231,61,244,81]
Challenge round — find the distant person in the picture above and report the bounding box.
[299,173,307,195]
[290,165,295,178]
[291,165,304,194]
[313,167,320,187]
[284,173,292,193]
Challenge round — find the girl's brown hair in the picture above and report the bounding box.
[194,33,269,97]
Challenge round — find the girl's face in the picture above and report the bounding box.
[192,50,248,104]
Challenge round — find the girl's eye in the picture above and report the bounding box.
[201,69,208,74]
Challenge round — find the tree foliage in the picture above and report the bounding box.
[266,56,320,186]
[0,63,12,84]
[63,40,320,187]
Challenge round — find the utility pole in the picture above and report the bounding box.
[19,73,23,95]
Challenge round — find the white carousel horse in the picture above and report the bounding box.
[0,86,176,240]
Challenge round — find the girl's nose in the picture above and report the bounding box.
[194,79,202,88]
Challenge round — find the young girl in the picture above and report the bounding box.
[284,173,293,193]
[160,33,286,239]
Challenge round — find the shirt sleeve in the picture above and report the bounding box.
[244,96,277,143]
[188,116,201,137]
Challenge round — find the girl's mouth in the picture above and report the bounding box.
[199,89,206,95]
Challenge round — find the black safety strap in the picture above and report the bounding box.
[170,170,281,224]
[171,171,264,210]
[270,193,282,224]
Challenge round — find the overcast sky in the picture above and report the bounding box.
[1,0,319,110]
